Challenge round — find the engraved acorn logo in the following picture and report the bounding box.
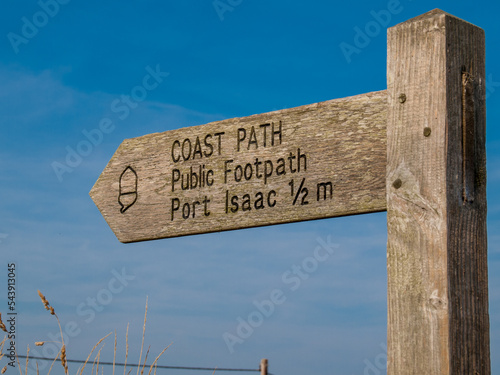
[118,166,138,213]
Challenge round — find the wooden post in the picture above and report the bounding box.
[387,9,489,375]
[260,358,268,375]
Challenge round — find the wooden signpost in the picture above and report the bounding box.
[90,9,490,375]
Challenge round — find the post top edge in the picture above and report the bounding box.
[406,8,450,22]
[389,8,482,30]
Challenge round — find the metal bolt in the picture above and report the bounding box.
[423,127,432,137]
[399,94,407,103]
[393,179,402,189]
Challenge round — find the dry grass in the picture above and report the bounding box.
[0,292,171,375]
[0,314,7,333]
[1,335,8,374]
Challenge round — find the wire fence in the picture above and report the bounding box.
[16,356,272,374]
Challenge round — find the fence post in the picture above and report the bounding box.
[386,9,489,374]
[260,358,268,375]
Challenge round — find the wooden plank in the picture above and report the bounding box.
[90,90,387,243]
[386,9,489,374]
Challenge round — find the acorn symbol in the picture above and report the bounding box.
[118,166,138,213]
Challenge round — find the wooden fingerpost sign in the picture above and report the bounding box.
[90,9,490,375]
[90,92,387,243]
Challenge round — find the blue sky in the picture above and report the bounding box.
[1,1,499,375]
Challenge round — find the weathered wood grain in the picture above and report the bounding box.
[90,90,387,243]
[386,9,489,374]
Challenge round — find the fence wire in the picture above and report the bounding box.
[16,355,272,374]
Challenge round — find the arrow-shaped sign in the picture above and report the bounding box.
[90,90,387,243]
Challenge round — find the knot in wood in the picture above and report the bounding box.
[429,290,447,310]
